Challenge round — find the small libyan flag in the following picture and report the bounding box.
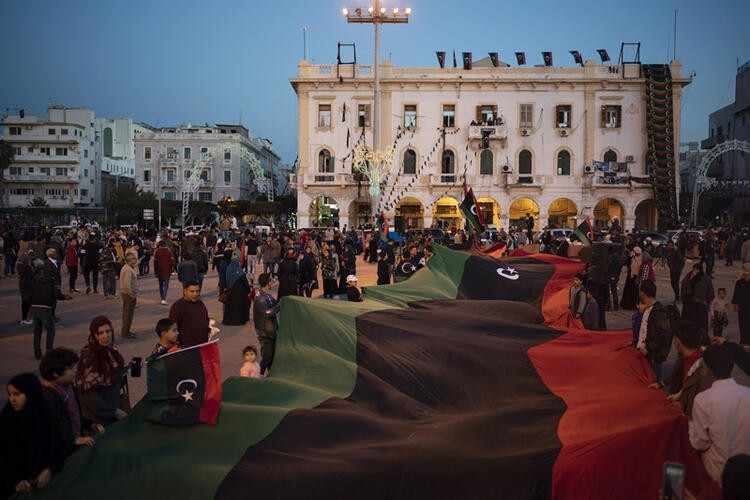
[459,188,485,235]
[146,339,222,427]
[573,217,593,246]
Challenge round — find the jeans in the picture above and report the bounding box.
[606,280,619,309]
[323,278,338,298]
[139,254,150,275]
[68,265,78,291]
[247,255,258,281]
[30,306,55,355]
[158,277,170,301]
[197,273,204,289]
[259,336,276,375]
[83,267,99,291]
[121,294,136,337]
[103,269,117,297]
[4,250,16,275]
[21,299,31,321]
[263,260,274,277]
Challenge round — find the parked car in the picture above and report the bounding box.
[639,231,670,246]
[549,228,573,242]
[669,229,703,244]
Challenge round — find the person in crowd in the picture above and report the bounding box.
[169,280,211,348]
[75,316,128,426]
[665,240,685,303]
[99,241,118,299]
[320,244,340,299]
[245,233,259,283]
[145,318,180,363]
[621,247,642,310]
[339,238,358,292]
[16,251,34,325]
[298,245,317,298]
[569,274,587,320]
[732,263,750,346]
[664,322,714,417]
[177,253,199,289]
[119,252,139,339]
[217,248,232,294]
[139,237,152,276]
[681,262,715,333]
[384,238,396,284]
[2,230,18,276]
[725,231,737,267]
[153,240,175,306]
[240,345,261,378]
[638,249,655,286]
[260,236,275,279]
[29,255,65,359]
[253,273,280,375]
[689,345,750,484]
[582,288,600,330]
[277,249,299,300]
[377,249,391,285]
[65,237,80,293]
[605,245,622,311]
[635,280,673,381]
[43,247,63,322]
[222,257,252,326]
[191,241,209,289]
[80,234,101,294]
[702,233,716,278]
[631,295,646,346]
[0,373,65,496]
[711,288,729,339]
[345,274,363,302]
[40,348,105,457]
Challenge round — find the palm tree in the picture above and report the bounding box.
[0,139,15,207]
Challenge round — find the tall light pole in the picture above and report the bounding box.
[343,2,410,189]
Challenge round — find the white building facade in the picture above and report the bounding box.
[290,60,690,232]
[1,105,99,207]
[134,124,279,204]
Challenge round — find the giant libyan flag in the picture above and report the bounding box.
[32,246,709,499]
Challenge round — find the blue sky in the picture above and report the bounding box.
[1,0,748,163]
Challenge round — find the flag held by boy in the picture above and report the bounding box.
[146,339,222,427]
[572,217,594,246]
[459,187,485,235]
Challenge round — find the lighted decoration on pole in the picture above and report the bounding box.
[353,144,394,215]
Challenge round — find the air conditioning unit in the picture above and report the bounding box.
[25,126,33,130]
[584,165,595,174]
[559,129,569,137]
[625,155,636,163]
[501,164,513,174]
[520,129,530,136]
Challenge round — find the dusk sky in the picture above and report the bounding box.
[2,0,749,164]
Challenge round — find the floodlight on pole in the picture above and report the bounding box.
[342,1,411,219]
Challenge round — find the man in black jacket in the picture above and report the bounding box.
[80,234,101,294]
[29,257,67,359]
[635,280,674,381]
[253,273,280,375]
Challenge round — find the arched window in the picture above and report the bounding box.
[518,149,533,183]
[603,149,617,163]
[403,149,417,175]
[479,150,493,175]
[556,150,571,176]
[318,149,333,173]
[441,150,455,182]
[103,127,113,157]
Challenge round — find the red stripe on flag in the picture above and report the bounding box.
[199,341,222,425]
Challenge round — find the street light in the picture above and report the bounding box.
[343,1,410,219]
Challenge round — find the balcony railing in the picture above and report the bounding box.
[299,173,356,186]
[468,124,507,142]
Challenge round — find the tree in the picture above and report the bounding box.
[0,139,15,207]
[109,184,157,225]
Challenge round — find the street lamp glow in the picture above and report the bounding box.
[342,7,348,15]
[393,7,399,13]
[368,6,374,13]
[405,7,411,14]
[380,7,386,13]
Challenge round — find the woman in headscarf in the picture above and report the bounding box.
[320,244,340,299]
[277,249,299,300]
[75,316,128,426]
[620,246,642,310]
[681,262,715,332]
[298,244,317,298]
[222,257,251,325]
[0,373,65,496]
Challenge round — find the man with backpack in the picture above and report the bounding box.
[636,280,678,382]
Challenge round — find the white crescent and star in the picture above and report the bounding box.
[496,266,520,281]
[176,379,198,402]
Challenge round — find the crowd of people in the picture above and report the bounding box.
[2,219,750,496]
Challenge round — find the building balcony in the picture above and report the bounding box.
[159,154,180,164]
[468,124,507,143]
[299,172,356,187]
[700,135,725,150]
[5,174,77,183]
[429,173,458,185]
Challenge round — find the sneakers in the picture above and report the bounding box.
[160,300,168,305]
[19,319,33,325]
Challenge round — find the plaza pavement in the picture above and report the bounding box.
[0,250,746,407]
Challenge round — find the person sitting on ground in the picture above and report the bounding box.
[689,344,750,483]
[40,348,105,457]
[664,321,714,417]
[146,318,180,363]
[582,288,600,330]
[240,345,261,378]
[75,316,128,426]
[0,373,65,496]
[345,274,363,302]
